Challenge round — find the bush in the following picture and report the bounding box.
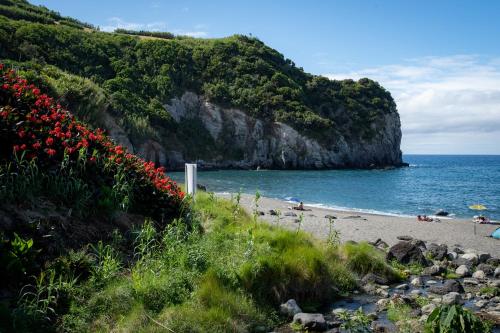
[425,305,492,333]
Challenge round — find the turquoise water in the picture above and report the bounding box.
[170,155,500,220]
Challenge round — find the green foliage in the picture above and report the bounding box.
[425,305,492,333]
[341,242,402,281]
[479,286,500,297]
[338,308,371,333]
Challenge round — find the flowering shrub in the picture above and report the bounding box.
[0,64,184,221]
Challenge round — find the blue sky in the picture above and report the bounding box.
[31,0,500,154]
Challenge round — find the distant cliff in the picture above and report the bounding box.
[0,0,404,169]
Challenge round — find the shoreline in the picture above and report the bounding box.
[218,193,499,254]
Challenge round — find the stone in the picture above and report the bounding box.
[472,270,486,280]
[370,238,389,249]
[376,298,390,311]
[386,241,428,266]
[481,310,500,326]
[397,235,413,241]
[426,243,448,261]
[428,280,464,295]
[372,320,397,333]
[476,263,495,276]
[257,211,265,216]
[324,214,337,219]
[442,292,462,305]
[475,300,489,308]
[463,278,479,286]
[280,299,302,317]
[455,265,471,277]
[453,247,465,254]
[426,280,438,285]
[411,277,423,287]
[361,273,389,286]
[447,251,458,261]
[486,258,500,266]
[423,265,445,276]
[410,289,423,296]
[495,267,500,278]
[478,252,491,263]
[410,239,427,251]
[268,209,278,216]
[284,212,297,217]
[452,257,475,269]
[395,283,409,290]
[421,303,437,315]
[435,209,449,216]
[292,313,327,331]
[461,253,479,265]
[488,280,500,288]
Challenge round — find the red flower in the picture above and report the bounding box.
[46,148,56,156]
[32,142,41,150]
[45,137,54,146]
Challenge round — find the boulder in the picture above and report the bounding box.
[386,241,428,266]
[447,251,458,261]
[486,258,500,266]
[293,313,327,331]
[442,292,462,305]
[426,243,448,261]
[410,239,427,251]
[280,299,302,317]
[472,270,486,280]
[455,265,471,277]
[478,252,491,263]
[435,209,449,217]
[476,263,495,276]
[461,253,479,265]
[421,303,437,315]
[451,257,475,269]
[324,214,337,220]
[423,265,445,276]
[361,273,389,286]
[428,280,464,295]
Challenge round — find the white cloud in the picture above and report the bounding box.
[325,55,500,154]
[101,17,167,32]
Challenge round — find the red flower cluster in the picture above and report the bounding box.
[0,64,184,207]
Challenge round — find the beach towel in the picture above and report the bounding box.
[492,227,500,240]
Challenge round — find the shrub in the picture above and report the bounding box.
[425,305,492,333]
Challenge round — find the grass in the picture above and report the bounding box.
[2,191,410,332]
[389,260,425,278]
[479,286,500,297]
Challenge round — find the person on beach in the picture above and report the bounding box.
[293,202,305,211]
[417,215,433,222]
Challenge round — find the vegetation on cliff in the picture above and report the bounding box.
[0,0,397,157]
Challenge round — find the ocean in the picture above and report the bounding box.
[170,155,500,220]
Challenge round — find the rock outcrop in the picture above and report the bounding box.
[103,92,405,170]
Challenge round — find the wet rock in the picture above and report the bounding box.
[280,299,302,317]
[442,292,462,305]
[386,241,428,266]
[410,289,423,296]
[372,320,397,333]
[421,303,437,315]
[411,277,423,287]
[478,252,491,264]
[426,280,438,286]
[472,270,486,280]
[476,263,495,276]
[292,313,327,331]
[455,265,471,277]
[423,265,445,276]
[395,283,409,290]
[435,209,449,216]
[428,279,464,295]
[426,243,448,261]
[495,267,500,278]
[361,273,389,285]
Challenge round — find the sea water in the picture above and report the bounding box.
[170,155,500,220]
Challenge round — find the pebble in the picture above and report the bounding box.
[472,270,486,280]
[410,289,422,296]
[426,280,438,285]
[494,267,500,278]
[455,265,470,277]
[463,278,479,285]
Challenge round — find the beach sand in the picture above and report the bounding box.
[218,193,499,254]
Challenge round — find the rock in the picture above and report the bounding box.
[284,212,297,217]
[361,273,389,286]
[426,243,448,261]
[480,310,500,326]
[495,267,500,278]
[428,280,464,295]
[279,299,302,317]
[435,210,449,216]
[410,239,427,251]
[386,241,428,266]
[421,303,437,315]
[447,251,458,261]
[257,211,265,216]
[410,289,423,296]
[451,257,475,269]
[463,278,479,286]
[426,280,438,286]
[488,280,500,288]
[423,265,445,276]
[478,252,491,263]
[411,277,423,287]
[476,263,495,276]
[376,298,390,311]
[370,238,389,249]
[486,258,500,266]
[475,300,489,308]
[378,289,390,298]
[268,209,278,216]
[442,292,462,305]
[455,265,471,277]
[292,313,327,331]
[472,270,486,280]
[461,253,479,265]
[196,184,207,191]
[395,283,409,290]
[372,320,397,333]
[397,235,413,241]
[324,214,337,219]
[453,247,465,254]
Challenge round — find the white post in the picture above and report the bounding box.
[185,163,197,197]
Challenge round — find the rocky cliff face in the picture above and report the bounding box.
[106,92,404,170]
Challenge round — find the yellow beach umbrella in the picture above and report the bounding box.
[469,204,487,210]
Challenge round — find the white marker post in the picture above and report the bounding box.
[185,163,197,198]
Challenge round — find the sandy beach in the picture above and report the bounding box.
[219,193,499,254]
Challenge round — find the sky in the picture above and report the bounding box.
[30,0,500,154]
